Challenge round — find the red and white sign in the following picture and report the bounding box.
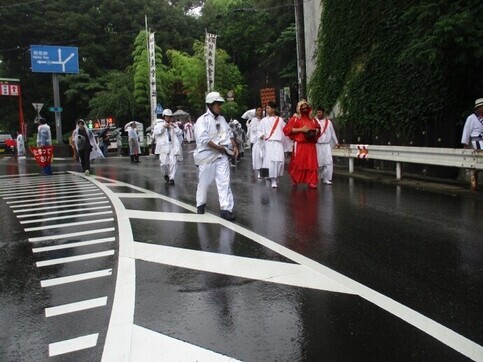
[356,144,369,159]
[0,83,20,96]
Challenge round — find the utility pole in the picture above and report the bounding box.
[294,0,307,100]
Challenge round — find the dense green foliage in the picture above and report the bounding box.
[309,0,483,146]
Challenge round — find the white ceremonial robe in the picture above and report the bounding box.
[154,120,183,180]
[258,116,287,179]
[316,118,338,181]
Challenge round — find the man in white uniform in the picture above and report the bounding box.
[461,98,483,149]
[315,107,339,185]
[154,109,183,185]
[16,131,25,157]
[194,92,239,220]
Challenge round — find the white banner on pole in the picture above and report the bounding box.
[149,32,157,127]
[205,33,217,93]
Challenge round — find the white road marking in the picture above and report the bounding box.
[41,269,112,287]
[13,200,109,213]
[17,205,112,218]
[49,333,99,356]
[29,227,116,242]
[130,325,240,362]
[36,250,115,267]
[24,217,114,231]
[32,237,115,253]
[134,242,354,294]
[1,185,96,198]
[0,182,91,195]
[9,195,107,208]
[20,210,113,224]
[6,191,104,204]
[45,297,108,317]
[127,209,218,223]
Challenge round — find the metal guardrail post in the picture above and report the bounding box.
[349,158,354,173]
[470,170,478,191]
[396,162,402,180]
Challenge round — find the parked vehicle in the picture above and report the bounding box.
[0,133,16,154]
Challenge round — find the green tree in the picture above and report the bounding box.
[167,40,245,115]
[132,30,174,118]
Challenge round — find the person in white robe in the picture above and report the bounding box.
[258,101,287,188]
[461,98,483,149]
[154,109,183,185]
[315,107,339,185]
[248,106,264,178]
[73,119,103,175]
[16,131,25,157]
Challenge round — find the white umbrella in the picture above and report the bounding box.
[124,121,141,131]
[241,109,256,120]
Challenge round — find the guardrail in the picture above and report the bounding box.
[332,145,483,191]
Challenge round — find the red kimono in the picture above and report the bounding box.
[283,114,320,185]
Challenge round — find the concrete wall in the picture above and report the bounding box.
[303,0,323,88]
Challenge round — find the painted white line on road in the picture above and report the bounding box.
[13,200,109,213]
[20,210,113,224]
[134,242,354,294]
[0,185,96,198]
[41,269,112,287]
[36,250,115,267]
[6,191,104,204]
[17,205,112,218]
[29,227,115,242]
[127,209,218,223]
[49,333,99,356]
[0,177,80,190]
[131,324,240,362]
[25,217,114,231]
[45,297,108,317]
[116,193,158,198]
[0,181,90,195]
[32,237,115,253]
[9,195,106,208]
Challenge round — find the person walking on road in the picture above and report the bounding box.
[315,107,339,185]
[258,101,287,189]
[154,109,183,185]
[73,119,103,175]
[128,122,141,163]
[193,91,239,220]
[283,100,321,188]
[36,117,53,175]
[16,131,25,157]
[248,106,264,178]
[461,98,483,149]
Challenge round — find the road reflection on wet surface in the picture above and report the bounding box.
[0,148,482,361]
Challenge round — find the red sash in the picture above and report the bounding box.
[265,117,280,140]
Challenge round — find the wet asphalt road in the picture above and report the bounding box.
[0,144,482,361]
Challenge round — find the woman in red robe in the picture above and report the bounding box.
[283,100,321,188]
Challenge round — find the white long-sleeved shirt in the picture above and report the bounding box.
[193,109,233,165]
[461,113,483,145]
[316,118,338,146]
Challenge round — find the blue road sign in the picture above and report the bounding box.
[155,103,164,115]
[48,106,63,112]
[30,45,79,74]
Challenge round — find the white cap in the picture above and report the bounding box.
[162,109,173,116]
[205,92,225,104]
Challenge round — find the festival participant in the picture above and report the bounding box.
[315,107,339,185]
[36,117,53,175]
[73,119,103,175]
[184,119,195,143]
[283,99,320,188]
[258,101,287,188]
[461,98,483,149]
[16,131,25,157]
[154,109,183,185]
[193,91,238,220]
[128,122,141,163]
[248,106,264,178]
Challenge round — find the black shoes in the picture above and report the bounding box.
[220,210,235,221]
[197,204,206,214]
[164,175,169,182]
[168,179,175,185]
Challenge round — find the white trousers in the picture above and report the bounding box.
[196,157,234,211]
[159,151,178,180]
[317,143,333,181]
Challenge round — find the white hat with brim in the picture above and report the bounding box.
[475,98,483,108]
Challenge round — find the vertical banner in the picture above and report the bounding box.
[148,32,157,127]
[205,32,217,93]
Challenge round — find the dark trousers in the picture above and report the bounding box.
[79,148,91,172]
